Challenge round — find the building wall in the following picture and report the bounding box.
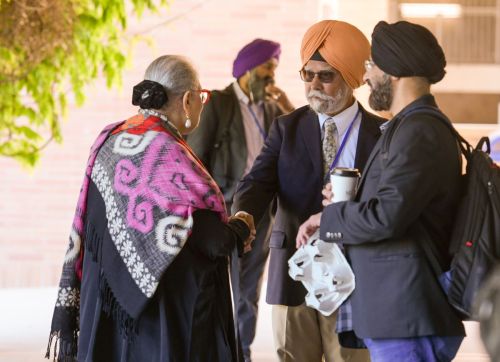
[0,0,498,288]
[0,0,318,288]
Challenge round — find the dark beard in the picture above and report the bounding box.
[368,74,393,111]
[248,72,272,102]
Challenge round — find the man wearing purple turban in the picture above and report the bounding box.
[188,38,294,362]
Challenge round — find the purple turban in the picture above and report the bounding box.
[232,38,281,78]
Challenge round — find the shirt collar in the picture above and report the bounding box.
[380,94,437,133]
[394,93,437,121]
[379,120,391,133]
[318,100,360,137]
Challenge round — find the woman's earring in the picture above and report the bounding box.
[185,117,192,128]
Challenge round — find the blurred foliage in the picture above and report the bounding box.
[0,0,169,166]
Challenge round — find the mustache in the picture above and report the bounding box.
[307,89,334,101]
[262,76,274,86]
[250,75,274,88]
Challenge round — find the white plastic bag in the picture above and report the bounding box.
[288,230,355,316]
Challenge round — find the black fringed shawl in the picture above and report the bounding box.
[46,115,227,360]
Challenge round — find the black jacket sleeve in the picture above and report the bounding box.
[188,209,249,259]
[320,114,460,244]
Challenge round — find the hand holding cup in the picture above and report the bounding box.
[322,183,333,207]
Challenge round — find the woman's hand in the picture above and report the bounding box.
[296,212,322,248]
[322,183,333,207]
[231,211,256,253]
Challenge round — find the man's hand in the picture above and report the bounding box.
[231,211,256,253]
[296,212,322,248]
[322,183,333,207]
[265,84,294,114]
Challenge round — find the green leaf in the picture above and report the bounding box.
[15,126,42,141]
[0,0,172,167]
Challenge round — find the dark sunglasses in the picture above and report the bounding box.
[299,69,337,83]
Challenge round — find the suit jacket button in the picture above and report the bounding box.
[326,232,332,239]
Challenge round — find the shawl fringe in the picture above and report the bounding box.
[47,118,226,359]
[99,276,138,340]
[45,330,78,361]
[84,221,101,263]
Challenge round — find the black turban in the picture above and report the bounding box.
[371,21,446,84]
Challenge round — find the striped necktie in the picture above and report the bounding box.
[322,118,338,177]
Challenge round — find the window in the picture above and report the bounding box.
[393,0,500,64]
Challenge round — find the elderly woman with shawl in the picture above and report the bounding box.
[47,55,256,361]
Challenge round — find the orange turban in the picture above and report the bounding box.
[300,20,370,89]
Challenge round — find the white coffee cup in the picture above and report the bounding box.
[330,167,360,203]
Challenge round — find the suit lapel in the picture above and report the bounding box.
[263,102,274,133]
[299,108,323,179]
[354,106,382,174]
[226,85,246,151]
[354,105,384,194]
[356,138,382,193]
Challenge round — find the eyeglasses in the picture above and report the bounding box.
[192,89,211,104]
[299,69,338,83]
[364,59,375,71]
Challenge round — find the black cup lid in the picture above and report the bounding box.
[331,167,360,177]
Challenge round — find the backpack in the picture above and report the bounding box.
[393,105,500,320]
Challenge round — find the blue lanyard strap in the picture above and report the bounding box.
[247,104,267,140]
[325,108,361,177]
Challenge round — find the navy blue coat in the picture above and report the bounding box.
[320,95,465,338]
[232,103,383,306]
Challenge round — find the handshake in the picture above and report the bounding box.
[229,211,256,253]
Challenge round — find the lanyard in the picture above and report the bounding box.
[247,104,267,140]
[325,108,361,179]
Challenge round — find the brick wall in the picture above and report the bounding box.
[0,0,318,288]
[1,0,498,288]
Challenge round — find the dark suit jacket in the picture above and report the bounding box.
[232,103,384,305]
[320,95,465,338]
[187,84,282,206]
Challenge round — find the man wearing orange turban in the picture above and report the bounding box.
[233,20,385,361]
[300,20,370,90]
[297,20,466,362]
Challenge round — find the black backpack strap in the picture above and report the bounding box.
[417,222,447,277]
[401,105,474,158]
[476,136,491,153]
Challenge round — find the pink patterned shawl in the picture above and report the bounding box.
[47,115,227,359]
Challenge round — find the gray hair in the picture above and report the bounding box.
[144,55,199,98]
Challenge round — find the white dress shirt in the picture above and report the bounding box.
[233,82,267,175]
[317,101,361,169]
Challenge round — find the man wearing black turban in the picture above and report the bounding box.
[297,20,466,361]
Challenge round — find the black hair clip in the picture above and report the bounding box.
[132,80,168,109]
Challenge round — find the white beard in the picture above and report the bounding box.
[307,85,350,114]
